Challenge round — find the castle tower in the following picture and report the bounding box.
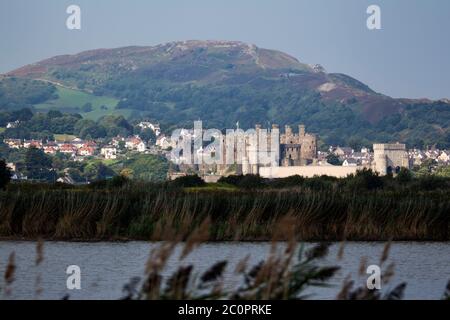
[299,124,305,138]
[373,143,409,175]
[285,125,292,137]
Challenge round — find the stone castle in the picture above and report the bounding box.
[279,124,317,166]
[198,124,318,176]
[193,124,409,179]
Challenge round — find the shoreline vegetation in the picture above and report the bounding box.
[0,170,449,242]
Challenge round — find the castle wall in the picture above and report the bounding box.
[259,166,359,179]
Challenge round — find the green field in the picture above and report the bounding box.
[54,134,77,142]
[35,86,131,120]
[186,183,238,192]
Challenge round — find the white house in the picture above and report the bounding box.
[136,141,147,152]
[23,140,43,149]
[101,146,117,160]
[6,120,20,128]
[342,158,359,167]
[425,150,439,159]
[6,163,16,171]
[78,146,95,157]
[44,146,58,155]
[438,151,450,163]
[71,138,85,149]
[111,136,125,148]
[138,121,161,136]
[3,139,22,149]
[59,144,77,155]
[361,147,370,154]
[156,136,174,150]
[334,147,354,158]
[125,136,146,151]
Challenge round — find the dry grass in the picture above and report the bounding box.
[0,184,448,241]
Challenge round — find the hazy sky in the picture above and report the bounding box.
[1,0,450,99]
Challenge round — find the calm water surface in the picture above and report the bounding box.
[0,241,448,300]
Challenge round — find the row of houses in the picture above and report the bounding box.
[97,135,150,159]
[4,138,98,156]
[324,146,374,167]
[409,149,450,165]
[110,136,147,152]
[3,134,151,160]
[328,146,450,167]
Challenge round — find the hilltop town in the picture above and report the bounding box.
[1,113,449,184]
[165,124,449,181]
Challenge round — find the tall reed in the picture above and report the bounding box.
[0,183,448,241]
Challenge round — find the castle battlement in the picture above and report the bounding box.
[373,143,406,151]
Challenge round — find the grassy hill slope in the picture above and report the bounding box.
[2,40,450,147]
[35,86,125,120]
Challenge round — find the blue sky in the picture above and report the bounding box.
[1,0,450,99]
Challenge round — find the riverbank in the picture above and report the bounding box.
[0,176,449,241]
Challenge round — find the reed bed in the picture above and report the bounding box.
[0,183,448,241]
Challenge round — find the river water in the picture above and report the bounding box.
[0,241,448,300]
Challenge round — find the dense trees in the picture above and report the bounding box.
[75,119,106,139]
[345,168,384,191]
[0,78,56,111]
[97,115,133,137]
[139,128,156,143]
[396,167,413,183]
[0,108,33,126]
[109,154,169,182]
[0,159,12,189]
[71,115,133,139]
[326,154,342,166]
[171,174,205,188]
[2,127,32,140]
[376,102,450,148]
[83,161,116,181]
[24,147,56,182]
[104,76,450,148]
[215,168,450,192]
[218,174,266,190]
[0,109,135,140]
[25,112,82,136]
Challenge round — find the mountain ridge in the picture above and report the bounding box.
[2,40,449,147]
[6,40,404,123]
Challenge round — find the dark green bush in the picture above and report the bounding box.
[0,159,12,190]
[171,174,206,188]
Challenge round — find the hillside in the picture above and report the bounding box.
[2,40,450,148]
[35,86,123,120]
